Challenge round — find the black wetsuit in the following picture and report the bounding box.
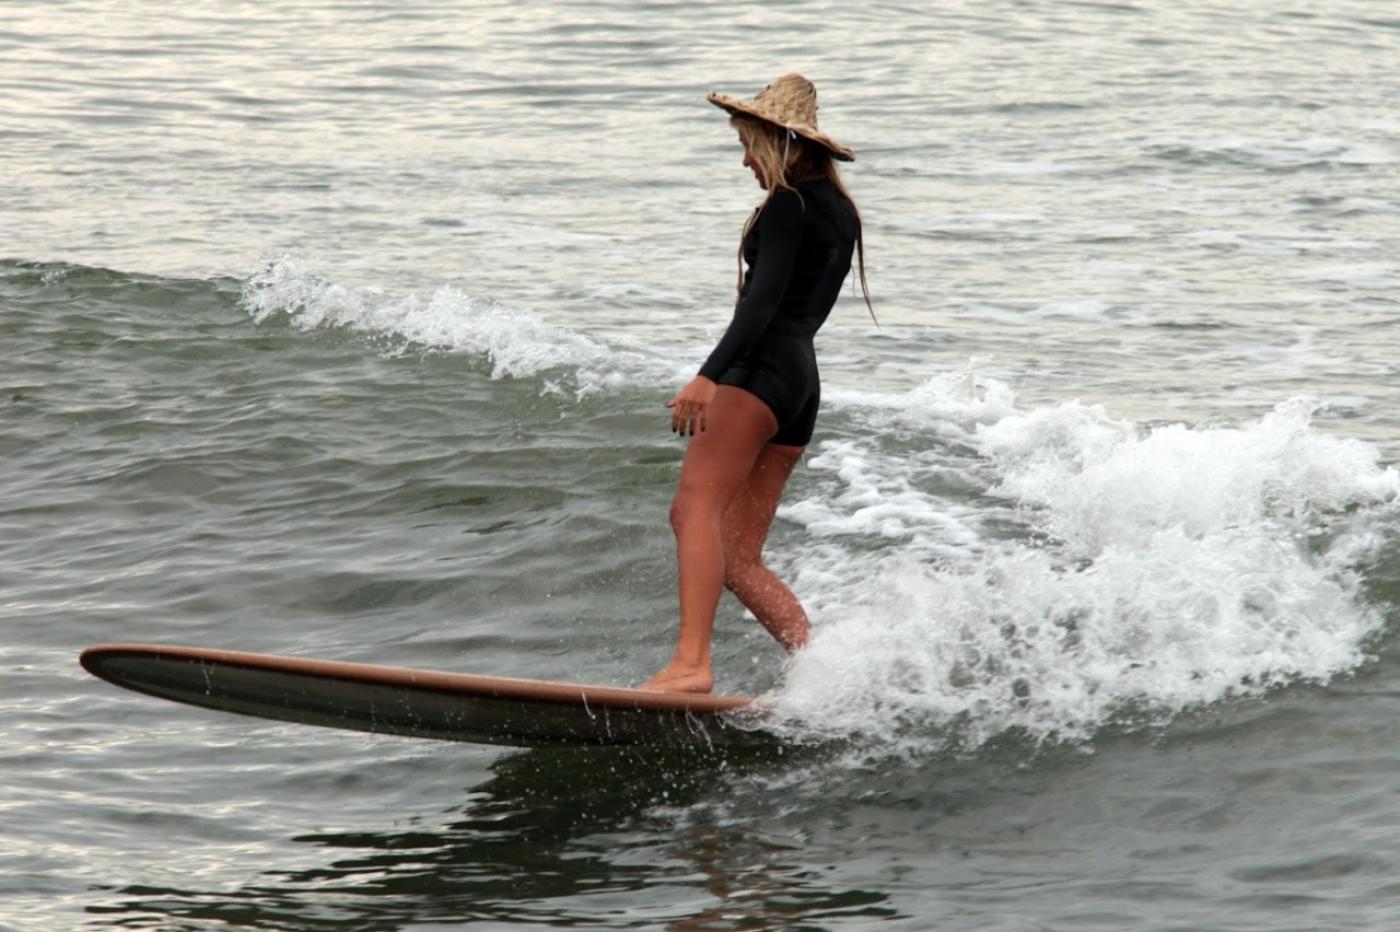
[698,178,858,447]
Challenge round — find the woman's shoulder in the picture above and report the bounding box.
[756,186,808,229]
[793,178,857,236]
[799,177,848,206]
[757,178,853,236]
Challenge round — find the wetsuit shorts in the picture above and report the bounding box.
[717,343,820,447]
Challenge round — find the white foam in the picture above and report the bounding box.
[240,256,658,395]
[782,440,986,554]
[825,367,1021,437]
[771,391,1399,753]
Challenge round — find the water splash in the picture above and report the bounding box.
[773,382,1399,755]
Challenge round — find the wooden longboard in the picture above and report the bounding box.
[79,643,774,749]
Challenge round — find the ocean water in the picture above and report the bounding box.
[3,1,1400,929]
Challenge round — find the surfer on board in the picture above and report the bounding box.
[644,74,872,693]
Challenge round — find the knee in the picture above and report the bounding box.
[670,479,725,535]
[669,485,706,535]
[669,497,686,534]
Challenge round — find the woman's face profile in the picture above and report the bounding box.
[740,134,764,188]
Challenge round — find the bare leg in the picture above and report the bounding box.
[643,387,777,693]
[721,442,810,651]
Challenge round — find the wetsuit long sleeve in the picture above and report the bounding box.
[698,190,805,381]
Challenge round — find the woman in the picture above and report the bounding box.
[644,74,871,693]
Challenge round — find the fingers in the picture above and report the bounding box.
[672,407,696,435]
[665,396,687,435]
[670,400,706,436]
[666,378,716,437]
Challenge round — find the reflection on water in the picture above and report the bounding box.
[87,745,898,929]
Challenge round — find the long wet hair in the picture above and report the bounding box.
[732,115,874,324]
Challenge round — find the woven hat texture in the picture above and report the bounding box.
[706,73,855,162]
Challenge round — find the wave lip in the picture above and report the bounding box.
[240,256,639,393]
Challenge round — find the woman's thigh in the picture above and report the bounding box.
[672,387,778,516]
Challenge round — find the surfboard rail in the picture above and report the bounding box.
[79,643,775,749]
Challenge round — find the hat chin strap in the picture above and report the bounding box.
[782,127,796,172]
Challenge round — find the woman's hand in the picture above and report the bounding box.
[666,376,717,436]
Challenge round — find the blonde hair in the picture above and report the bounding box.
[731,116,874,324]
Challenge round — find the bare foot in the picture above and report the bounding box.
[640,665,714,694]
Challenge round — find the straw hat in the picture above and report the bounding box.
[706,73,855,162]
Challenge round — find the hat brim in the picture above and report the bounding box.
[707,91,855,162]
